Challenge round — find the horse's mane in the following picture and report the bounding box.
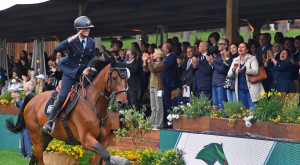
[83,56,110,86]
[83,51,126,86]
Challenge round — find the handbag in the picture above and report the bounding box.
[223,76,235,90]
[247,66,267,83]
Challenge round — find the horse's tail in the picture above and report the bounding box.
[6,108,26,134]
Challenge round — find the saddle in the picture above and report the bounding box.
[45,82,79,118]
[44,81,80,144]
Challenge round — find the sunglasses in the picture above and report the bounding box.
[218,43,226,46]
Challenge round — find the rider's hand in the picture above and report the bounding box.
[83,68,89,76]
[70,30,83,42]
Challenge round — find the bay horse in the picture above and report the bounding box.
[6,58,128,165]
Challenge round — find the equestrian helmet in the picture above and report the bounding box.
[74,16,94,29]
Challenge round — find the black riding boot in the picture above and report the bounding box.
[42,99,64,134]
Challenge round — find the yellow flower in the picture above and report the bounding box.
[268,92,271,97]
[278,92,281,97]
[260,91,265,96]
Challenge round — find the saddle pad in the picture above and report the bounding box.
[44,90,80,119]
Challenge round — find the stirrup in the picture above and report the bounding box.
[42,121,56,134]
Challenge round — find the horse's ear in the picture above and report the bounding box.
[103,50,116,66]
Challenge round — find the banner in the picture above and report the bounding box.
[160,130,300,165]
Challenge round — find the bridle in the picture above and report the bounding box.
[107,67,128,98]
[77,65,128,125]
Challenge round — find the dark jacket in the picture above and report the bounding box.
[264,60,275,92]
[226,53,239,66]
[193,55,213,91]
[55,36,95,78]
[291,50,300,80]
[270,60,292,93]
[181,58,196,89]
[211,54,229,87]
[126,60,142,90]
[16,92,36,125]
[162,54,177,88]
[256,44,272,66]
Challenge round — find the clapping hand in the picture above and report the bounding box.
[267,50,273,60]
[21,59,26,66]
[237,66,246,72]
[221,50,229,62]
[142,53,150,61]
[206,55,214,63]
[233,62,239,71]
[11,92,19,101]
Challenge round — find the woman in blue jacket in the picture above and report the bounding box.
[268,49,293,93]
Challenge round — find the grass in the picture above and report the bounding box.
[100,28,300,49]
[0,150,30,165]
[0,149,94,165]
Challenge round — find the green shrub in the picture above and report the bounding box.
[108,148,185,165]
[283,106,300,124]
[254,90,284,122]
[184,94,211,118]
[223,101,245,117]
[113,106,152,150]
[1,91,12,102]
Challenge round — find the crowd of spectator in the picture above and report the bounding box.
[1,31,300,130]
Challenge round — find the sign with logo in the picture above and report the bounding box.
[160,130,300,165]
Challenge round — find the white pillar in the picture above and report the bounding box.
[240,26,251,41]
[182,31,190,42]
[278,23,289,33]
[94,37,102,52]
[32,39,46,76]
[136,35,141,47]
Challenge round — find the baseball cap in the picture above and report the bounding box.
[36,74,45,80]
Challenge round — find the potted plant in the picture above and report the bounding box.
[43,139,84,165]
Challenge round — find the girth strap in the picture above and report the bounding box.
[61,113,80,145]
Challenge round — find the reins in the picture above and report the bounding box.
[75,65,127,125]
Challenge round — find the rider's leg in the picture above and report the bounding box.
[42,74,74,134]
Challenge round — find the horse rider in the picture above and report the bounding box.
[42,16,95,134]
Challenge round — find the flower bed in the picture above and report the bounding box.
[170,91,300,141]
[0,90,25,107]
[108,147,185,165]
[0,103,19,115]
[173,115,300,140]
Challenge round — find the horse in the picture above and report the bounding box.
[6,58,129,165]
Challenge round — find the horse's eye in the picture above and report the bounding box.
[112,76,117,81]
